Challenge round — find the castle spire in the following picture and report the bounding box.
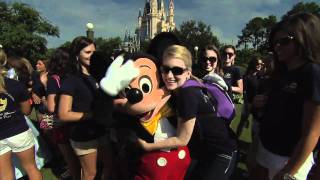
[168,0,175,30]
[169,0,174,14]
[160,0,164,11]
[138,8,142,28]
[150,0,158,14]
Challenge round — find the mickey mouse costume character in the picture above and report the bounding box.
[100,53,191,180]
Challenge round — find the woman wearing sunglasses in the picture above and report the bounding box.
[196,45,228,90]
[249,13,320,180]
[222,45,243,104]
[139,45,237,180]
[198,45,222,77]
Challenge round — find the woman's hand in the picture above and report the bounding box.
[273,170,296,180]
[31,93,41,104]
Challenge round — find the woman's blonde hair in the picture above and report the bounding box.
[162,45,203,82]
[0,49,7,66]
[0,49,8,92]
[162,45,193,70]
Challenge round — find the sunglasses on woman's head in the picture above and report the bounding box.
[273,35,294,49]
[203,57,217,63]
[160,65,187,76]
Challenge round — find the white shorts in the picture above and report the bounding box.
[256,140,314,180]
[70,139,98,156]
[0,129,35,155]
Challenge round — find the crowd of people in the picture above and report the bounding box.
[0,12,320,180]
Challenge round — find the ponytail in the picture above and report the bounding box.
[0,48,7,92]
[0,68,7,92]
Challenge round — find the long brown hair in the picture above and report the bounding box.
[7,56,32,88]
[269,13,320,74]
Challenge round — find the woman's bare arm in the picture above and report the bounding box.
[139,117,196,151]
[58,94,92,122]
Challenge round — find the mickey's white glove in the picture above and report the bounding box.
[100,55,139,96]
[203,73,229,91]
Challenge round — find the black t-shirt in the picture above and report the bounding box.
[0,78,30,140]
[46,75,62,114]
[244,74,271,120]
[31,72,47,113]
[259,63,320,156]
[46,75,60,96]
[244,75,260,104]
[60,74,102,141]
[223,66,242,88]
[175,86,237,157]
[32,72,46,97]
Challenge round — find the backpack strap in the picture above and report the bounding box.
[51,75,61,88]
[182,79,217,113]
[182,79,204,88]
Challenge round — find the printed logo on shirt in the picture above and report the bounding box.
[224,73,232,79]
[282,81,298,94]
[0,93,16,120]
[0,98,7,112]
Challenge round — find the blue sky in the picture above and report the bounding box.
[4,0,318,48]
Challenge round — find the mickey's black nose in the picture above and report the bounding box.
[127,88,143,104]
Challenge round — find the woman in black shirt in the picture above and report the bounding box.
[221,45,243,104]
[250,13,320,180]
[0,49,42,180]
[58,36,99,180]
[43,48,80,180]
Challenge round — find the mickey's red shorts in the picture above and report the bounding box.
[134,146,191,180]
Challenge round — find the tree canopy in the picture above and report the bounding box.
[236,1,320,67]
[174,20,220,61]
[0,2,59,64]
[95,37,122,58]
[237,15,276,53]
[282,2,320,19]
[59,36,122,59]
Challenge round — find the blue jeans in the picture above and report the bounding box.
[185,150,237,180]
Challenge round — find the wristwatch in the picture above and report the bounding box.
[283,173,296,180]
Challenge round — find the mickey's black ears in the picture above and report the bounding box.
[90,50,112,82]
[147,32,181,61]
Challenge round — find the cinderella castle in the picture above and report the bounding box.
[137,0,175,41]
[122,0,176,52]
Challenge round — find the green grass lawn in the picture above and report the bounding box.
[40,169,58,180]
[230,104,253,174]
[35,104,253,179]
[231,104,252,143]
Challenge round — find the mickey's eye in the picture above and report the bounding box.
[139,77,152,94]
